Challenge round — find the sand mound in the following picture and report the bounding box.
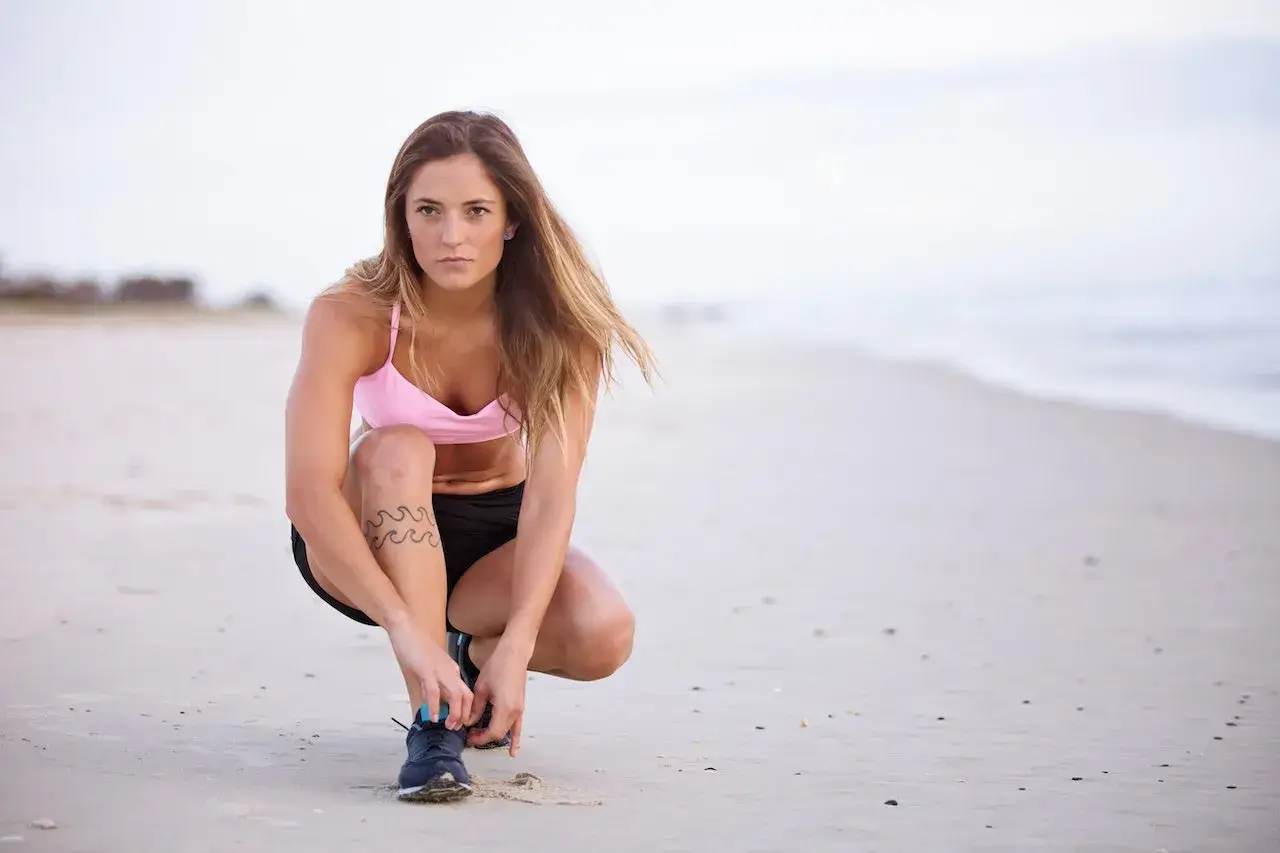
[470,771,602,807]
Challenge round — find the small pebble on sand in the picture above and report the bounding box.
[1071,777,1082,781]
[800,718,808,727]
[28,820,56,831]
[884,799,898,806]
[883,627,897,636]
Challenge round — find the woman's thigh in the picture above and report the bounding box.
[445,539,628,639]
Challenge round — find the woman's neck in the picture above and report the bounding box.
[419,273,496,323]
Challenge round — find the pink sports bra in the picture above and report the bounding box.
[352,302,521,445]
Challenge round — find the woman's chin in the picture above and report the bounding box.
[426,268,486,291]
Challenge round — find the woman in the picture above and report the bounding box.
[284,110,655,803]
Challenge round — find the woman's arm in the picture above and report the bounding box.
[283,296,411,631]
[502,353,603,657]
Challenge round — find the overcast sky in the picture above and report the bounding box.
[2,0,1278,306]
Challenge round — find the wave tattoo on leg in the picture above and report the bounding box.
[363,505,440,550]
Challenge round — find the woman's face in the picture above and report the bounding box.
[404,153,516,292]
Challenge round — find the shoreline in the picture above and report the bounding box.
[631,322,1280,450]
[842,343,1280,449]
[637,323,1280,450]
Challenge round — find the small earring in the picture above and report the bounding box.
[503,230,513,241]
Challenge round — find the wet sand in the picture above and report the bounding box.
[1,312,1277,851]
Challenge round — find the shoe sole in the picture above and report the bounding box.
[396,775,473,804]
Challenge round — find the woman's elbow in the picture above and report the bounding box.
[285,478,337,529]
[284,485,311,529]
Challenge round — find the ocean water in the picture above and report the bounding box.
[706,278,1280,442]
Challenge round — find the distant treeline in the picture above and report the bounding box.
[0,266,277,310]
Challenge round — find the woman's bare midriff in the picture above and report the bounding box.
[432,435,526,495]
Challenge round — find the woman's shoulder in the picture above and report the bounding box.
[308,279,389,326]
[300,279,393,375]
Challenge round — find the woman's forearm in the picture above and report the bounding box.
[504,495,576,653]
[287,488,411,630]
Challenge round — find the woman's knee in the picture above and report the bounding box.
[351,425,437,485]
[564,596,635,681]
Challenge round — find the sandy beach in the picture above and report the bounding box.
[1,311,1277,852]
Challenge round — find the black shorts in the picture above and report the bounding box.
[291,481,524,628]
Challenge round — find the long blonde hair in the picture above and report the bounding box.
[338,110,655,461]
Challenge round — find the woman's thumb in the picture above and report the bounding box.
[465,682,489,726]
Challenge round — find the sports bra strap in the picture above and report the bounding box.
[386,301,401,365]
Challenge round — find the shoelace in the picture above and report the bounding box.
[394,718,463,762]
[390,716,453,734]
[391,707,494,731]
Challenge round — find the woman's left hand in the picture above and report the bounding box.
[467,640,530,757]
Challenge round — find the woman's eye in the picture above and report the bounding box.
[469,206,490,216]
[417,205,436,215]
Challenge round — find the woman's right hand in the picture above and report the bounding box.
[385,615,473,730]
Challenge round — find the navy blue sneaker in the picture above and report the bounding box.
[448,631,511,751]
[396,705,472,802]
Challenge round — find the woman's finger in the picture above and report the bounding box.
[441,679,463,730]
[509,713,523,758]
[466,683,490,727]
[484,702,515,747]
[422,679,441,724]
[456,679,474,732]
